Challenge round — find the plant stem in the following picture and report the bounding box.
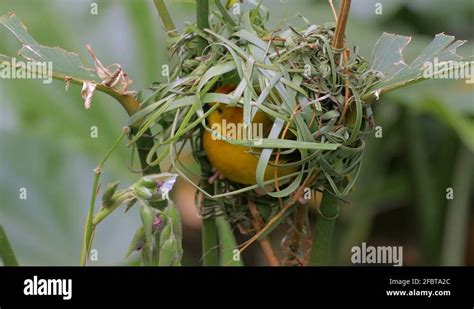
[309,191,339,266]
[441,144,473,265]
[195,0,218,266]
[196,0,210,55]
[92,192,134,225]
[200,170,219,266]
[80,131,126,266]
[307,1,350,267]
[153,0,177,37]
[404,113,442,264]
[0,225,19,266]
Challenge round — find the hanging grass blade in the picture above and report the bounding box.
[0,225,19,266]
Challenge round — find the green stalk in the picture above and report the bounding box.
[214,181,242,266]
[132,127,167,210]
[196,0,210,55]
[0,225,19,266]
[200,169,219,266]
[80,131,126,266]
[195,0,218,266]
[404,114,442,264]
[92,191,135,225]
[441,145,473,265]
[309,1,349,266]
[215,0,237,28]
[153,0,177,36]
[309,192,339,266]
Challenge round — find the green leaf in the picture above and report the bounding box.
[158,238,177,266]
[366,33,469,99]
[101,181,120,208]
[0,225,19,266]
[0,13,138,114]
[140,204,156,248]
[0,13,97,81]
[125,226,145,259]
[223,138,341,150]
[164,201,182,242]
[419,98,474,152]
[216,216,243,266]
[157,201,183,266]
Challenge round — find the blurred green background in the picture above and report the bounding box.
[0,0,472,266]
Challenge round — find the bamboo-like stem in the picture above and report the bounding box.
[309,192,339,266]
[404,113,442,264]
[305,6,350,268]
[80,130,126,266]
[0,225,19,266]
[153,0,177,37]
[441,144,473,265]
[248,198,280,266]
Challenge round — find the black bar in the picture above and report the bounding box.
[0,267,472,306]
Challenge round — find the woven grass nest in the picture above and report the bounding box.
[130,3,379,230]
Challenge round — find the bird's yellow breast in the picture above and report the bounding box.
[203,103,296,185]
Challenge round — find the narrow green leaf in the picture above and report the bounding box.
[216,216,243,266]
[0,225,19,266]
[125,226,145,259]
[441,145,473,265]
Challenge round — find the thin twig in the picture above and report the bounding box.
[332,0,351,49]
[338,50,351,125]
[328,0,338,22]
[283,203,309,266]
[239,174,317,254]
[248,198,280,266]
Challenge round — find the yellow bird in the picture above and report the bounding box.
[203,85,298,185]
